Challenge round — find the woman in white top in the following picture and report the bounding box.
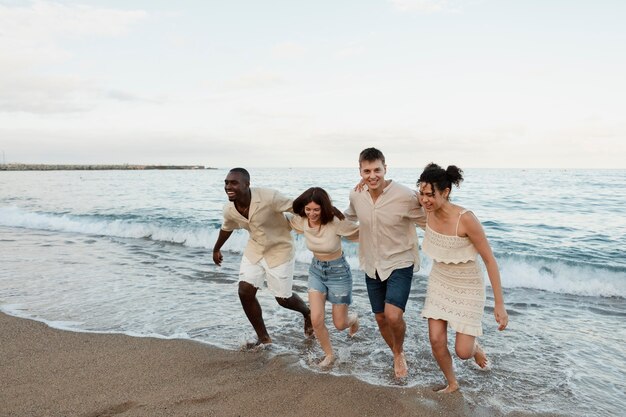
[418,163,508,393]
[290,187,360,367]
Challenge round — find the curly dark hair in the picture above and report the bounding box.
[418,163,464,198]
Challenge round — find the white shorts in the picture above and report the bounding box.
[239,256,295,298]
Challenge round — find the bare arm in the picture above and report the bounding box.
[462,212,508,331]
[212,229,233,266]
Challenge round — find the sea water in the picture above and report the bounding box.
[1,168,624,416]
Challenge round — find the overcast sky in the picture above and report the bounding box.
[1,0,624,168]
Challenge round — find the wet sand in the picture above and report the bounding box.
[0,313,550,417]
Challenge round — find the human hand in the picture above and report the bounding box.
[494,303,508,331]
[212,250,223,266]
[353,179,367,192]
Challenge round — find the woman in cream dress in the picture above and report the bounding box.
[418,163,508,393]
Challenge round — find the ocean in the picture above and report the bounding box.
[1,168,624,416]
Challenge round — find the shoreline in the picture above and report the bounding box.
[0,164,213,171]
[0,312,554,417]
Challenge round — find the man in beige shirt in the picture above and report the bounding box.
[213,168,312,347]
[345,148,426,378]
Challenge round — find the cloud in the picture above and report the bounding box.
[0,72,96,113]
[0,75,160,113]
[106,90,162,104]
[0,1,147,114]
[0,1,147,39]
[389,0,461,13]
[334,43,367,59]
[221,71,286,91]
[271,41,306,59]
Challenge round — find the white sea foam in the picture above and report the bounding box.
[0,206,248,251]
[1,206,624,298]
[0,206,363,266]
[498,256,626,298]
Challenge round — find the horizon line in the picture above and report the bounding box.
[1,163,624,171]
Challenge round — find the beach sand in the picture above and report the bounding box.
[1,313,547,417]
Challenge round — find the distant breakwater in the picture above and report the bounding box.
[0,164,212,171]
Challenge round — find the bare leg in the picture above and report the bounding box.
[308,290,334,367]
[331,303,349,330]
[275,293,314,337]
[348,312,359,337]
[330,304,359,337]
[455,333,488,368]
[373,309,406,378]
[385,303,408,378]
[238,281,271,345]
[473,343,488,368]
[374,312,394,350]
[428,319,459,393]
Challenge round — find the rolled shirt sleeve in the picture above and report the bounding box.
[221,205,242,232]
[220,188,294,267]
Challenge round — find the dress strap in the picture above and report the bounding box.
[455,209,469,237]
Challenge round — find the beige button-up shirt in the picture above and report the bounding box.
[345,180,426,281]
[221,187,294,268]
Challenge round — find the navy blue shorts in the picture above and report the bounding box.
[365,265,414,313]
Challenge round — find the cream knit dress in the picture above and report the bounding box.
[421,210,485,336]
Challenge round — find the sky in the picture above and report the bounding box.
[0,0,625,168]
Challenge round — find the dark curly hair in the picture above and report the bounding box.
[418,163,464,199]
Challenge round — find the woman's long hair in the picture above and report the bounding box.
[292,187,345,225]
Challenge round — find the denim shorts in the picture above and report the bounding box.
[308,254,353,305]
[365,265,414,313]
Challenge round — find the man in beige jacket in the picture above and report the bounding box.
[213,168,312,347]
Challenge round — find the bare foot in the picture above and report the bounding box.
[304,313,314,338]
[394,352,408,378]
[437,382,459,393]
[348,313,359,337]
[473,343,489,368]
[318,354,335,368]
[242,338,271,351]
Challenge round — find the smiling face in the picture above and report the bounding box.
[224,171,249,202]
[359,159,387,193]
[419,182,449,212]
[304,201,322,225]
